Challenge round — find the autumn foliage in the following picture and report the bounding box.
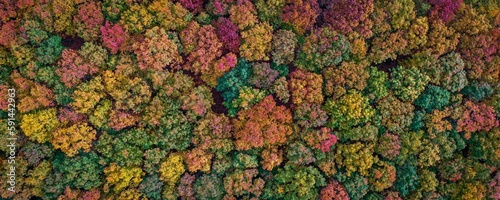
[3,1,500,199]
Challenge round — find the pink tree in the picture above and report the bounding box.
[457,101,499,139]
[100,21,127,54]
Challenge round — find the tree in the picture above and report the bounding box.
[489,172,500,199]
[395,163,419,197]
[428,0,463,23]
[319,180,350,200]
[223,169,265,199]
[154,107,194,152]
[103,163,144,193]
[11,71,55,113]
[294,103,328,129]
[150,70,195,99]
[425,52,468,93]
[368,20,408,64]
[289,69,324,106]
[264,165,326,200]
[192,112,233,158]
[179,0,203,13]
[286,141,316,165]
[133,26,182,71]
[323,61,370,99]
[334,142,375,176]
[119,4,153,34]
[184,25,223,75]
[375,132,401,160]
[194,174,224,200]
[426,108,453,138]
[383,0,416,30]
[25,161,52,198]
[271,29,297,65]
[415,85,451,113]
[177,173,196,200]
[226,86,267,117]
[368,161,396,192]
[180,85,214,120]
[457,101,499,139]
[281,0,320,34]
[377,95,415,134]
[95,131,148,167]
[143,148,167,175]
[233,95,293,150]
[232,153,259,169]
[147,0,191,31]
[89,99,112,129]
[239,22,273,61]
[469,127,500,167]
[160,153,185,199]
[20,108,60,143]
[424,19,460,57]
[364,67,389,101]
[36,35,64,65]
[395,130,423,165]
[185,147,213,173]
[213,17,241,53]
[216,58,252,116]
[261,147,283,171]
[295,27,350,72]
[249,62,279,89]
[108,109,140,131]
[52,0,76,35]
[461,81,493,102]
[57,107,86,124]
[56,49,98,88]
[73,1,104,41]
[303,127,338,153]
[51,152,103,191]
[254,0,286,27]
[322,0,374,35]
[102,70,152,113]
[273,76,290,103]
[405,17,429,52]
[324,90,375,130]
[336,172,369,200]
[459,32,498,81]
[0,20,17,47]
[52,122,97,157]
[19,142,54,166]
[418,169,439,193]
[229,0,258,30]
[390,66,430,102]
[102,0,126,22]
[100,21,127,54]
[180,21,200,54]
[202,52,239,87]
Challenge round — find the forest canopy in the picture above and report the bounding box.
[1,0,500,199]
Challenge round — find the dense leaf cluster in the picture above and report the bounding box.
[1,0,500,199]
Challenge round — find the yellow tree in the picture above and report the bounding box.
[52,123,97,157]
[20,108,60,143]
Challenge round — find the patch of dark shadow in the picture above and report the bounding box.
[272,93,293,110]
[287,64,298,74]
[376,58,399,73]
[376,54,413,74]
[211,87,228,115]
[62,36,84,50]
[181,69,205,86]
[82,74,94,82]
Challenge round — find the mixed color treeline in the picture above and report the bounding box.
[1,0,500,199]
